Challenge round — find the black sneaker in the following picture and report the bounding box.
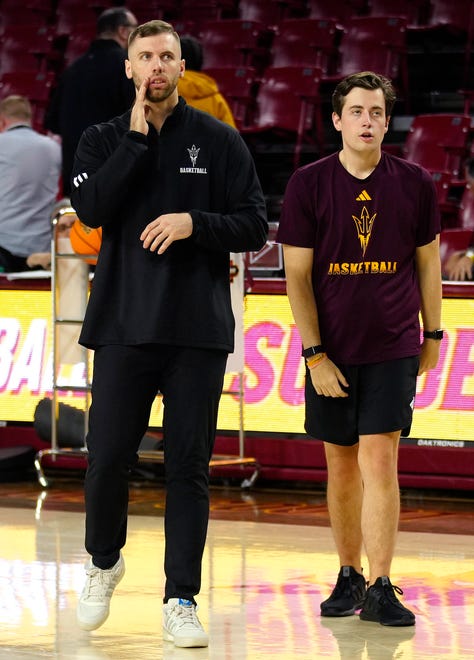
[320,566,367,617]
[359,576,416,626]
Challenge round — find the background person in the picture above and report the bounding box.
[443,158,474,281]
[71,20,267,648]
[26,198,78,270]
[0,95,61,273]
[177,34,236,128]
[277,71,442,627]
[44,6,137,195]
[443,235,474,280]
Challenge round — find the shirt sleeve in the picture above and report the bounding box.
[190,130,268,253]
[415,167,441,247]
[70,126,148,227]
[277,168,316,248]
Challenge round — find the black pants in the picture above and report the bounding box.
[84,344,228,603]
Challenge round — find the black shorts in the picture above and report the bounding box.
[304,356,419,446]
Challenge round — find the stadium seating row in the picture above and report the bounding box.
[0,0,472,233]
[1,0,472,61]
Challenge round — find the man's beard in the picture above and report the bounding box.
[134,73,180,104]
[145,86,172,102]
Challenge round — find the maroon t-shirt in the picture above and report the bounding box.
[277,152,441,365]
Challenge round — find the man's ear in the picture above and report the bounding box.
[332,112,342,132]
[125,59,132,80]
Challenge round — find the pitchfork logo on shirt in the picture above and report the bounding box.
[352,189,375,256]
[179,144,208,174]
[353,206,377,256]
[327,189,397,275]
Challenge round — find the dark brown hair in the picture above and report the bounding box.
[332,71,396,118]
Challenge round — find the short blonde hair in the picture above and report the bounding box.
[0,95,32,122]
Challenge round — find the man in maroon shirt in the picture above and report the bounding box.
[277,71,442,626]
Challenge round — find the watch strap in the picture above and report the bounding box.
[302,344,324,358]
[423,329,443,340]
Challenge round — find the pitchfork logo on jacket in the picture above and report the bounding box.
[180,144,208,174]
[188,144,199,166]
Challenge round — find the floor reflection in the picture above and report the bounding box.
[0,506,473,658]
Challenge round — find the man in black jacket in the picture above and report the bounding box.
[71,20,268,649]
[44,7,137,195]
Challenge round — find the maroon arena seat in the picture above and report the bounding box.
[271,18,340,74]
[201,66,258,129]
[180,0,237,22]
[334,16,409,96]
[366,0,429,26]
[403,114,472,177]
[241,65,323,167]
[0,70,56,130]
[239,0,306,28]
[306,0,366,26]
[61,27,96,65]
[428,0,474,33]
[440,228,473,273]
[458,184,474,230]
[198,19,269,69]
[0,25,56,75]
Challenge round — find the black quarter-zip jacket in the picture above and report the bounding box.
[70,98,268,351]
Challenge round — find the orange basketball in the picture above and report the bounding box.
[69,218,102,265]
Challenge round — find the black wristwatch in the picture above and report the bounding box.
[302,344,324,357]
[423,329,444,340]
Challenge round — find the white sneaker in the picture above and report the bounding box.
[163,598,209,648]
[76,553,125,631]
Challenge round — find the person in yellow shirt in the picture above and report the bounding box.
[178,35,237,128]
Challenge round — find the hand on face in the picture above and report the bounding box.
[126,32,184,134]
[130,76,151,135]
